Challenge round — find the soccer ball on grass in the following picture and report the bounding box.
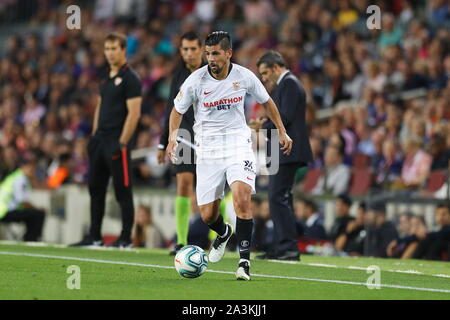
[174,245,208,278]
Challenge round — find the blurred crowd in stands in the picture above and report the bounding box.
[0,0,449,258]
[249,194,450,261]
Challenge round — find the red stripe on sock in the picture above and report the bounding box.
[121,147,129,187]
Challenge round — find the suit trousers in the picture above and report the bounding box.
[268,162,303,253]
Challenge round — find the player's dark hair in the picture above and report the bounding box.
[256,50,286,68]
[205,31,232,51]
[181,31,202,47]
[105,32,127,49]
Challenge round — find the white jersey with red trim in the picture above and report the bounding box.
[174,63,270,159]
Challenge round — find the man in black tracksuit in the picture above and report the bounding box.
[71,33,142,248]
[255,51,313,261]
[157,32,205,255]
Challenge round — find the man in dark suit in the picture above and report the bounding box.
[254,51,313,260]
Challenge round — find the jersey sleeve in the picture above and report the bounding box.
[174,77,196,114]
[125,72,142,99]
[246,69,270,104]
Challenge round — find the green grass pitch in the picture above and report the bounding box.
[0,242,449,300]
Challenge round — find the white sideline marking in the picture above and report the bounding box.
[388,269,423,275]
[307,263,338,268]
[267,259,298,265]
[347,266,368,270]
[0,251,449,294]
[268,258,450,279]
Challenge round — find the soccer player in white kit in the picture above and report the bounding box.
[167,31,292,280]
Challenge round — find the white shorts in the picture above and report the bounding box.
[196,151,257,206]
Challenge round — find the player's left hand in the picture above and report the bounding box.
[279,131,293,155]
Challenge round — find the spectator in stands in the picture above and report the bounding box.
[355,122,376,157]
[0,157,45,242]
[329,194,354,244]
[328,114,357,157]
[400,215,429,259]
[413,204,450,261]
[373,139,403,189]
[71,137,89,184]
[295,198,327,240]
[47,153,71,189]
[378,13,403,49]
[329,132,350,165]
[364,202,398,257]
[309,135,324,169]
[342,59,365,103]
[428,133,450,171]
[386,212,419,259]
[397,59,429,92]
[396,137,432,190]
[335,201,366,256]
[427,0,450,25]
[311,145,351,196]
[132,204,165,249]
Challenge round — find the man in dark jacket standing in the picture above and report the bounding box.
[255,51,313,260]
[71,32,142,248]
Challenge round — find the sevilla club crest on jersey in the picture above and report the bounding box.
[232,81,240,90]
[114,77,123,86]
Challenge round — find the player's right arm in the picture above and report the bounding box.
[91,94,101,135]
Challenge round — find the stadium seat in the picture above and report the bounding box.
[424,171,447,192]
[301,168,322,193]
[349,168,372,196]
[352,153,371,169]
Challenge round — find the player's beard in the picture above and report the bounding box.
[210,64,222,74]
